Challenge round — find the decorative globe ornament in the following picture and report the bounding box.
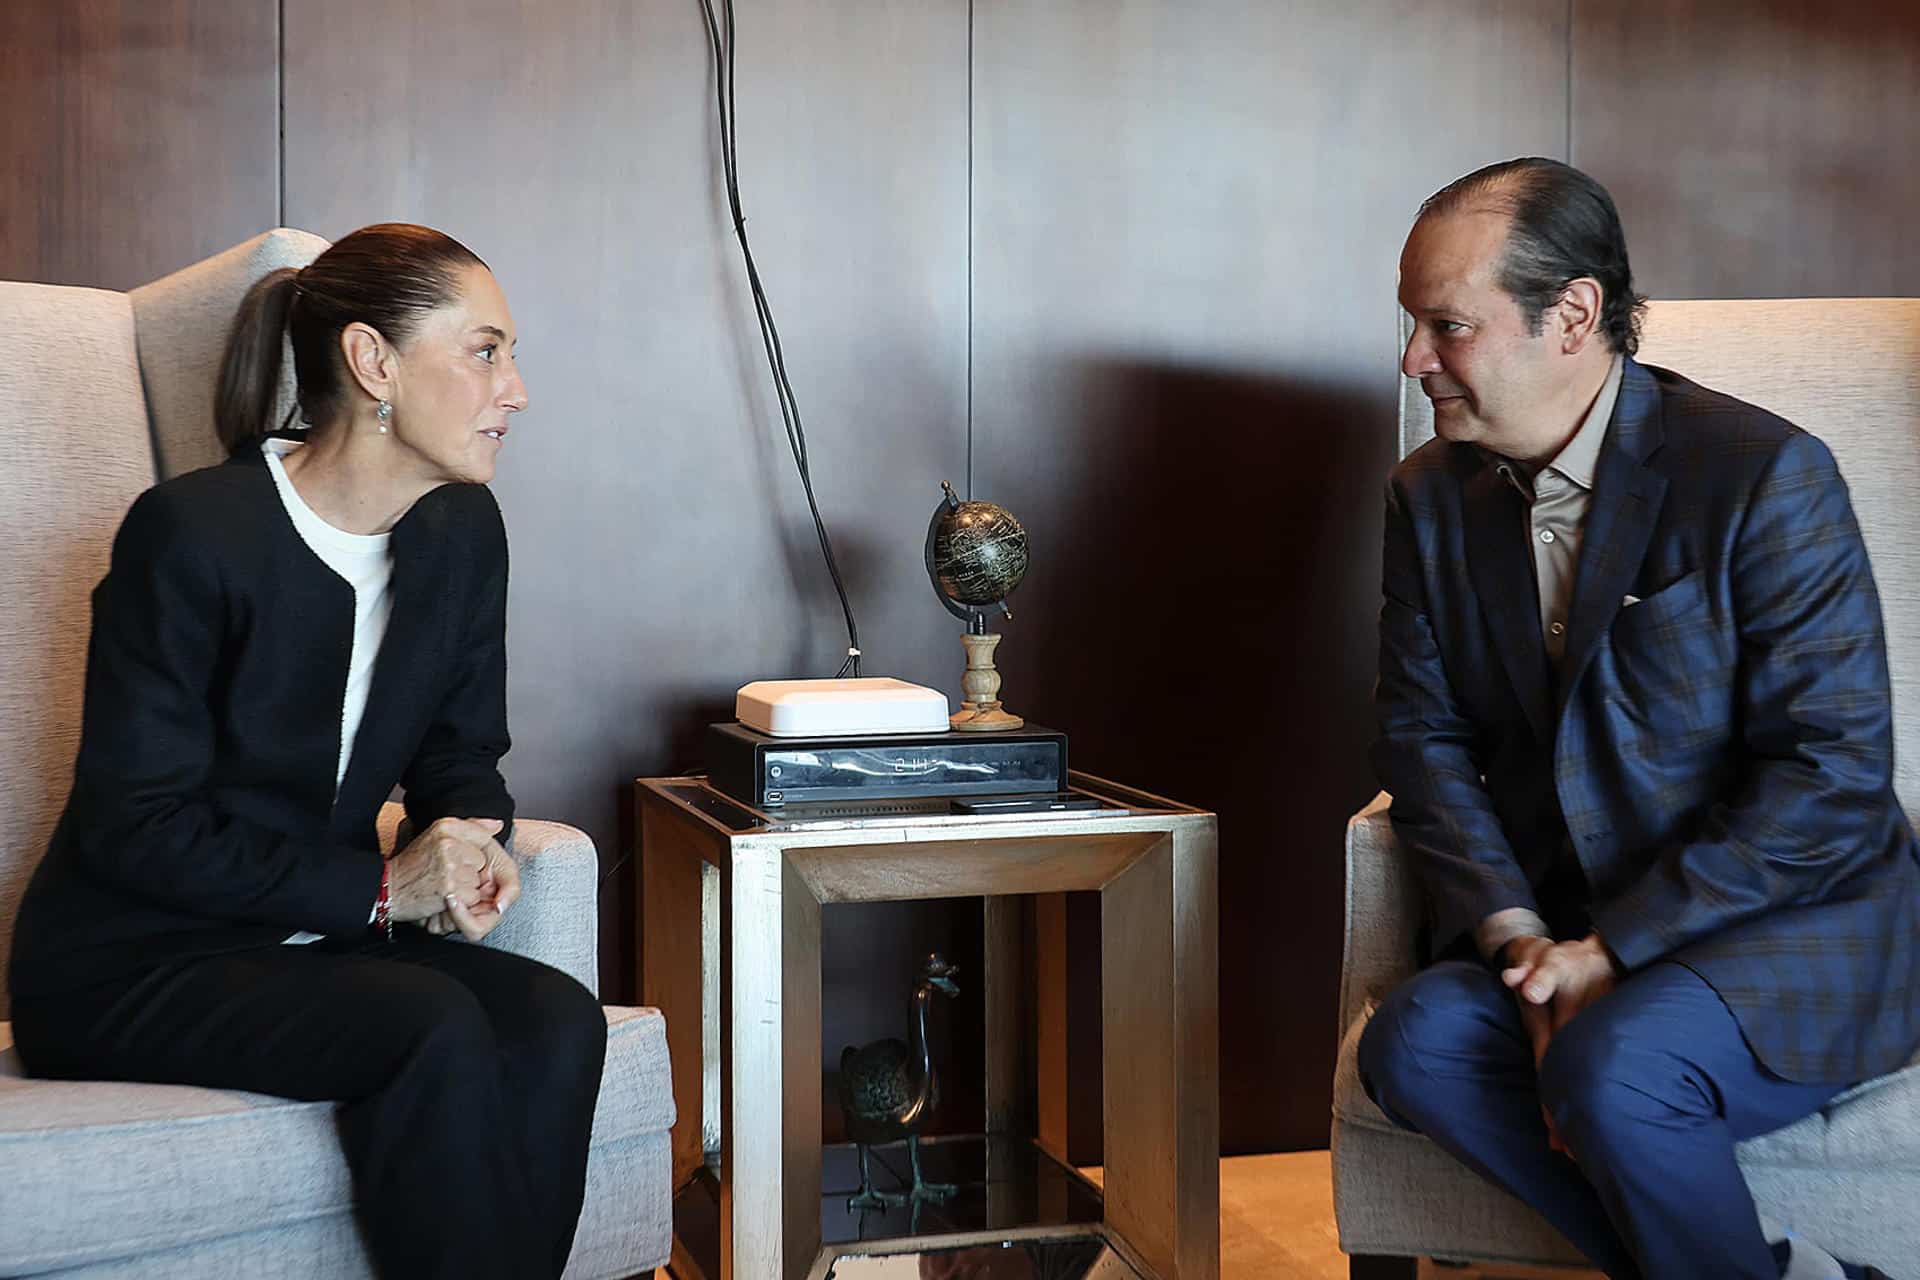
[925,481,1028,731]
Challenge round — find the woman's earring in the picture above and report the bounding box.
[376,400,392,434]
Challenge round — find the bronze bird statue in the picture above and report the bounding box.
[836,952,960,1211]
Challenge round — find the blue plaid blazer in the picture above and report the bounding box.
[1374,358,1920,1084]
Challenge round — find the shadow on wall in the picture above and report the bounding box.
[990,355,1396,1156]
[605,357,1402,1156]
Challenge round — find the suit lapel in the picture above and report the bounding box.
[1464,456,1555,746]
[1557,359,1668,715]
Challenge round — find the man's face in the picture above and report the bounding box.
[1398,208,1565,459]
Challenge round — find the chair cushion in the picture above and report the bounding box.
[0,1006,672,1274]
[1333,1004,1920,1171]
[128,227,330,481]
[1739,1052,1920,1170]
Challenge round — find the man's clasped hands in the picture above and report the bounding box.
[1502,932,1625,1156]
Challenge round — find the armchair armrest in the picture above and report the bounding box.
[377,803,602,998]
[1338,791,1422,1035]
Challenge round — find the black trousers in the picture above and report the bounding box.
[11,928,607,1280]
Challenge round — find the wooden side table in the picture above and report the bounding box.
[637,772,1219,1280]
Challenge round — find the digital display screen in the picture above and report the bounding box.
[764,741,1061,802]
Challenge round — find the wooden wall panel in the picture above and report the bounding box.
[971,0,1569,1154]
[285,0,976,1133]
[1573,0,1920,299]
[0,0,278,290]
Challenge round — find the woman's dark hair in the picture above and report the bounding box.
[1419,158,1648,356]
[214,223,487,453]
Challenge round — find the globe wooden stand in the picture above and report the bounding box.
[951,631,1024,731]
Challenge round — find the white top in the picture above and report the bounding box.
[261,438,394,788]
[261,438,394,943]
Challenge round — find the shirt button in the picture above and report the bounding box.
[1550,621,1566,636]
[1540,529,1556,543]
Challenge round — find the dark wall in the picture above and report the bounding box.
[5,0,1919,1155]
[0,0,278,290]
[1572,0,1920,300]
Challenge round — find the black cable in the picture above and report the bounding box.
[699,0,862,678]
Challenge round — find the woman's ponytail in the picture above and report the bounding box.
[213,267,300,455]
[214,227,484,454]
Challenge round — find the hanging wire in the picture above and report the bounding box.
[698,0,862,678]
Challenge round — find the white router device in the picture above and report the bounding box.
[735,677,951,738]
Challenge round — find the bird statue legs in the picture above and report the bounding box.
[838,954,965,1215]
[908,1132,957,1203]
[845,1136,957,1211]
[848,1143,907,1212]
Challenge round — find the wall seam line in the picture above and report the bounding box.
[965,0,975,500]
[1565,0,1575,162]
[276,0,286,225]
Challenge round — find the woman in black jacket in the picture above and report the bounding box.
[8,224,604,1280]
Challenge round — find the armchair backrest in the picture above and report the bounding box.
[0,285,154,1016]
[131,228,330,479]
[0,229,326,1015]
[1398,298,1920,815]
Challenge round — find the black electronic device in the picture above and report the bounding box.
[950,794,1102,815]
[705,722,1068,809]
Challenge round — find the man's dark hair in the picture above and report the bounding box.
[1420,158,1648,356]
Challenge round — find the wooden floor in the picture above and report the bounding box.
[1083,1151,1601,1280]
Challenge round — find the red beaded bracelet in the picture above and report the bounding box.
[374,858,393,941]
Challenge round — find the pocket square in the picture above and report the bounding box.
[1622,594,1642,608]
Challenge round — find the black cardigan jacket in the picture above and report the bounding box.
[9,445,515,1002]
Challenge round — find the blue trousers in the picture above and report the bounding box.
[1357,960,1846,1279]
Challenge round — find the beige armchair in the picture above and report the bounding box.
[1332,299,1920,1278]
[0,231,673,1278]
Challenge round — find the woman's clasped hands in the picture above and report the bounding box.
[388,817,521,942]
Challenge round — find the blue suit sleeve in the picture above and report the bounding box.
[1592,432,1898,969]
[1372,477,1541,954]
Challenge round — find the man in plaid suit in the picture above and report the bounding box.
[1359,158,1920,1279]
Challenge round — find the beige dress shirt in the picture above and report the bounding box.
[1473,356,1625,963]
